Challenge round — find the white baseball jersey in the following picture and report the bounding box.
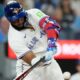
[8,9,64,80]
[8,9,48,59]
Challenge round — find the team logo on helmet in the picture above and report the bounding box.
[13,8,22,14]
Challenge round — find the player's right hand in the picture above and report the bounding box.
[31,56,41,66]
[31,56,48,66]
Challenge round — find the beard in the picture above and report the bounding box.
[11,21,34,31]
[11,16,34,31]
[11,16,33,31]
[11,23,27,31]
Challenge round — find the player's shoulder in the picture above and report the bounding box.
[8,25,20,36]
[8,25,23,42]
[26,8,47,20]
[26,8,41,13]
[26,8,44,16]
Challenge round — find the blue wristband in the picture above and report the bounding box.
[47,38,56,51]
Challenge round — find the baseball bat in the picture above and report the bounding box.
[15,56,45,80]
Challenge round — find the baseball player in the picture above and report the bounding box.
[5,1,64,80]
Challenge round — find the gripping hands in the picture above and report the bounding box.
[31,38,57,66]
[45,38,57,61]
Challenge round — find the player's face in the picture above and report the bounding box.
[12,17,25,28]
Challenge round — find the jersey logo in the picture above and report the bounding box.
[27,37,39,49]
[36,11,45,18]
[40,30,45,38]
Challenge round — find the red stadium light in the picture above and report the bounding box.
[54,40,80,59]
[8,44,17,59]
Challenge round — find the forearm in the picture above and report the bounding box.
[21,51,36,65]
[21,51,40,66]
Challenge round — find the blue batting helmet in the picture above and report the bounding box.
[5,1,27,22]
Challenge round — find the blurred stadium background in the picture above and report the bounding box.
[0,0,80,80]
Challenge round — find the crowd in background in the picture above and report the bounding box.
[0,0,80,41]
[0,0,80,80]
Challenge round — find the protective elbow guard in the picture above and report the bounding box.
[39,16,61,39]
